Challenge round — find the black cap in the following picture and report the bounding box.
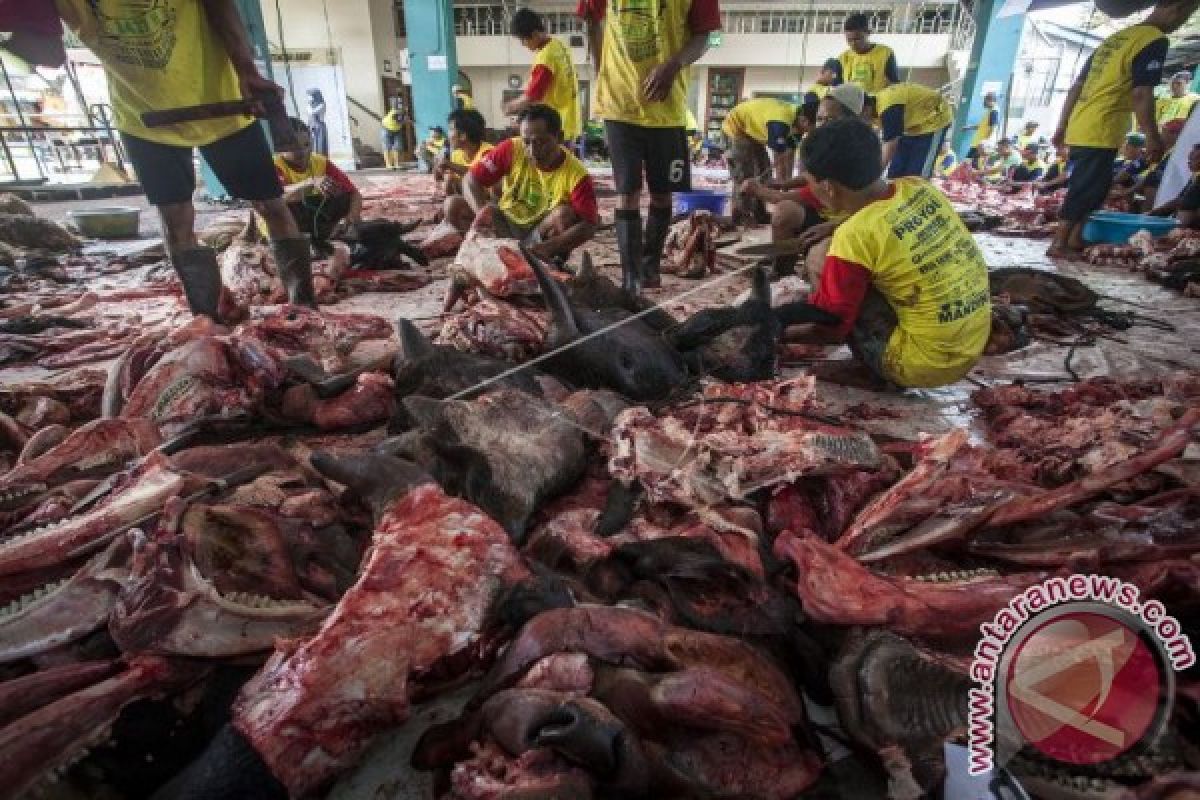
[822,58,844,83]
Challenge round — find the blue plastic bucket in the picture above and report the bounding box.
[1082,210,1178,245]
[674,189,728,215]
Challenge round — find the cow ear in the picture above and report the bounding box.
[396,318,435,361]
[522,243,579,336]
[577,250,596,279]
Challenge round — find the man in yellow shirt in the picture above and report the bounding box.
[381,101,407,170]
[464,105,598,262]
[1157,71,1199,125]
[866,82,953,177]
[53,0,317,315]
[453,84,476,112]
[419,126,448,174]
[792,118,991,389]
[963,91,999,161]
[578,0,720,293]
[840,13,899,94]
[1049,1,1198,257]
[265,118,362,246]
[723,97,806,223]
[503,9,582,150]
[802,59,844,126]
[1014,120,1041,150]
[439,109,496,232]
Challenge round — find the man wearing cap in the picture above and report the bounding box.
[1007,143,1045,185]
[1014,120,1041,151]
[739,83,866,278]
[865,81,953,178]
[724,97,807,222]
[1049,0,1198,257]
[802,59,844,127]
[1158,71,1198,125]
[453,85,476,111]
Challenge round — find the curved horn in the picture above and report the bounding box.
[310,451,431,518]
[520,243,579,337]
[395,318,435,362]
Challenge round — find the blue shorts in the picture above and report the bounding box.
[888,129,947,179]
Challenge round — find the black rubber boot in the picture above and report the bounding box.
[171,246,222,320]
[615,209,643,295]
[270,236,318,308]
[641,205,671,289]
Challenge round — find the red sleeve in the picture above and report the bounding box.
[576,0,605,21]
[469,139,515,188]
[526,65,553,102]
[688,0,722,33]
[809,256,871,338]
[324,161,356,194]
[792,185,823,213]
[569,176,599,225]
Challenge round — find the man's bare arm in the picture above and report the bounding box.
[204,0,283,100]
[464,171,492,213]
[537,220,596,258]
[1132,86,1162,161]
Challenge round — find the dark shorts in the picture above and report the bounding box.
[605,120,691,195]
[888,129,945,179]
[290,191,353,243]
[1060,146,1117,223]
[122,122,282,206]
[849,288,899,386]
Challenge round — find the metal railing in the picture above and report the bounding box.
[452,3,964,38]
[454,6,584,36]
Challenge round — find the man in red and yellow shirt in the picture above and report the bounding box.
[465,105,598,261]
[503,8,581,145]
[52,0,317,315]
[257,118,362,246]
[793,118,991,389]
[578,0,720,292]
[1049,0,1198,257]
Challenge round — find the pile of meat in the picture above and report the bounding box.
[1,177,1200,798]
[1084,227,1200,294]
[935,180,1062,237]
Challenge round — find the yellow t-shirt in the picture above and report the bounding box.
[807,84,832,100]
[456,92,476,111]
[593,0,692,128]
[425,134,447,158]
[875,83,952,137]
[382,110,403,132]
[971,105,998,147]
[826,178,991,387]
[722,98,799,147]
[1066,24,1168,150]
[532,38,581,141]
[685,108,699,132]
[1157,93,1199,125]
[257,153,330,235]
[486,138,591,228]
[840,43,896,94]
[55,0,254,146]
[449,142,495,168]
